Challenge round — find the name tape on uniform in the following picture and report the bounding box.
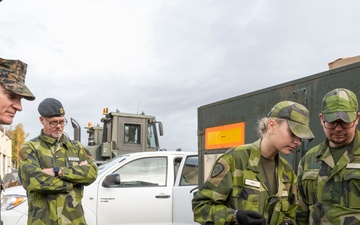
[244,179,261,188]
[346,163,360,169]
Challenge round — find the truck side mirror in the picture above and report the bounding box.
[158,122,164,136]
[102,174,121,188]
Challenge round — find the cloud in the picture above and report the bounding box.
[2,0,360,153]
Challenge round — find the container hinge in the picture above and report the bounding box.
[197,129,205,136]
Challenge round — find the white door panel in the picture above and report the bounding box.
[97,156,172,225]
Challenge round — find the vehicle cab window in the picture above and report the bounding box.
[124,124,141,144]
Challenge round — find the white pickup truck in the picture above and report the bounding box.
[1,151,199,225]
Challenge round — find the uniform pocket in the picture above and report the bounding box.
[232,186,260,211]
[343,170,360,208]
[301,170,318,205]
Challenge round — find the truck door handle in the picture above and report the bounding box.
[155,194,170,198]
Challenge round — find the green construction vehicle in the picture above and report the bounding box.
[197,58,360,186]
[71,108,164,164]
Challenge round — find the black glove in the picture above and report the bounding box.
[280,220,294,225]
[235,210,266,225]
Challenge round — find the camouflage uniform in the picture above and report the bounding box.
[297,88,360,225]
[192,139,298,225]
[18,131,98,225]
[297,130,360,225]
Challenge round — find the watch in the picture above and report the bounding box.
[53,167,60,177]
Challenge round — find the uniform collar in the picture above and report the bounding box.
[317,129,360,161]
[40,129,69,144]
[248,139,281,172]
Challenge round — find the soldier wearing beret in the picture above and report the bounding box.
[192,101,315,225]
[297,88,360,225]
[0,57,35,225]
[18,98,98,225]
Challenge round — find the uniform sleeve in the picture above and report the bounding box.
[296,157,310,225]
[192,155,235,225]
[18,143,73,193]
[60,145,98,185]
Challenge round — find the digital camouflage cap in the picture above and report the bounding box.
[0,57,35,100]
[268,101,314,140]
[322,88,358,123]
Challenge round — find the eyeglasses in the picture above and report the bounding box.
[323,120,355,129]
[44,118,68,127]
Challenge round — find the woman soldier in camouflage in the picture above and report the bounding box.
[192,101,314,225]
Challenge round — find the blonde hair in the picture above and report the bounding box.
[257,117,285,138]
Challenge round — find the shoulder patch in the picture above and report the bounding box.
[211,163,224,178]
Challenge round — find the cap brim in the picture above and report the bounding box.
[287,120,315,140]
[3,83,35,101]
[322,112,357,123]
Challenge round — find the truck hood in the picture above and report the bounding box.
[2,185,26,195]
[1,185,28,214]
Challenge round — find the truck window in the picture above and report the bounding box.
[124,124,141,144]
[105,120,112,143]
[113,157,167,187]
[147,123,157,148]
[180,156,198,186]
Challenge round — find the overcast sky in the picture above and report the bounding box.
[1,0,360,152]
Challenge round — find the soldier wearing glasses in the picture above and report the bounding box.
[18,98,98,225]
[297,88,360,225]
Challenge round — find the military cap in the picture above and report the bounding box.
[268,101,314,140]
[0,57,35,100]
[38,98,65,117]
[321,88,358,123]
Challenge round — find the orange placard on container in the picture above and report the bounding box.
[205,122,245,150]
